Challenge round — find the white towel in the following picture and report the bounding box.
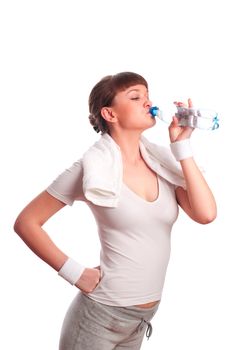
[82,133,186,207]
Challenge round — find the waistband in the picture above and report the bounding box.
[81,293,159,341]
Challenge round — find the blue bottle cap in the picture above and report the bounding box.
[149,106,159,118]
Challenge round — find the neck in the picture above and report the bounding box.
[108,130,143,164]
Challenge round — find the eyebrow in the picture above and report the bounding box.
[126,88,148,95]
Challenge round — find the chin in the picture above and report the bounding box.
[141,124,156,133]
[146,119,156,129]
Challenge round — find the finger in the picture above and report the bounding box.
[174,101,187,107]
[174,101,183,106]
[188,98,193,107]
[93,265,101,270]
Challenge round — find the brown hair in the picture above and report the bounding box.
[88,72,148,134]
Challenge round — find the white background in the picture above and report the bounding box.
[1,0,231,349]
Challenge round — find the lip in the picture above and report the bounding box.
[147,110,155,118]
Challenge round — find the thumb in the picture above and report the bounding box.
[170,116,179,127]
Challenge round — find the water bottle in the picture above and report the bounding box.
[149,105,219,131]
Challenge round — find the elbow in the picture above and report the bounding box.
[199,216,216,225]
[14,214,42,237]
[13,215,31,236]
[192,200,217,225]
[196,211,217,225]
[13,216,24,236]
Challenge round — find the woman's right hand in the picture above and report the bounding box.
[75,266,101,293]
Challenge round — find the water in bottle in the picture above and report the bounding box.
[149,105,219,131]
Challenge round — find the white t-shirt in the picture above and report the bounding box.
[46,159,179,306]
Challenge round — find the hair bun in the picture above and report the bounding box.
[88,114,100,133]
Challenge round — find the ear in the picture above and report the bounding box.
[101,107,117,123]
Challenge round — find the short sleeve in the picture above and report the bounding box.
[46,159,85,206]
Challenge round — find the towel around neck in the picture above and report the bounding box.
[82,133,186,207]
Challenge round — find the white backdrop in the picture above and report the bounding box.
[1,1,231,349]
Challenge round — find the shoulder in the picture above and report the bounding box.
[46,158,84,206]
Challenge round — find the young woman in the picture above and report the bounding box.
[14,72,217,349]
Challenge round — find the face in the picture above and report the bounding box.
[110,84,156,132]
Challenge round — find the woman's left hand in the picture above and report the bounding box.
[169,98,195,143]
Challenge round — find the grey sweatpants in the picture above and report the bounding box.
[59,292,160,350]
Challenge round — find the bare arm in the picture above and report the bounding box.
[13,190,100,292]
[169,99,217,224]
[175,158,217,224]
[14,190,68,270]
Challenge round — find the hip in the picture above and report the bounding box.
[134,300,161,309]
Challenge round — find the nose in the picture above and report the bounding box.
[144,97,152,108]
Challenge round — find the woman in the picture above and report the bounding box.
[14,72,217,349]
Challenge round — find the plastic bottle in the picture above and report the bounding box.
[149,105,219,131]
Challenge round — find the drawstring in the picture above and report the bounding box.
[138,319,153,340]
[144,320,153,340]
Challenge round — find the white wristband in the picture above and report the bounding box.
[58,258,85,285]
[170,138,193,161]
